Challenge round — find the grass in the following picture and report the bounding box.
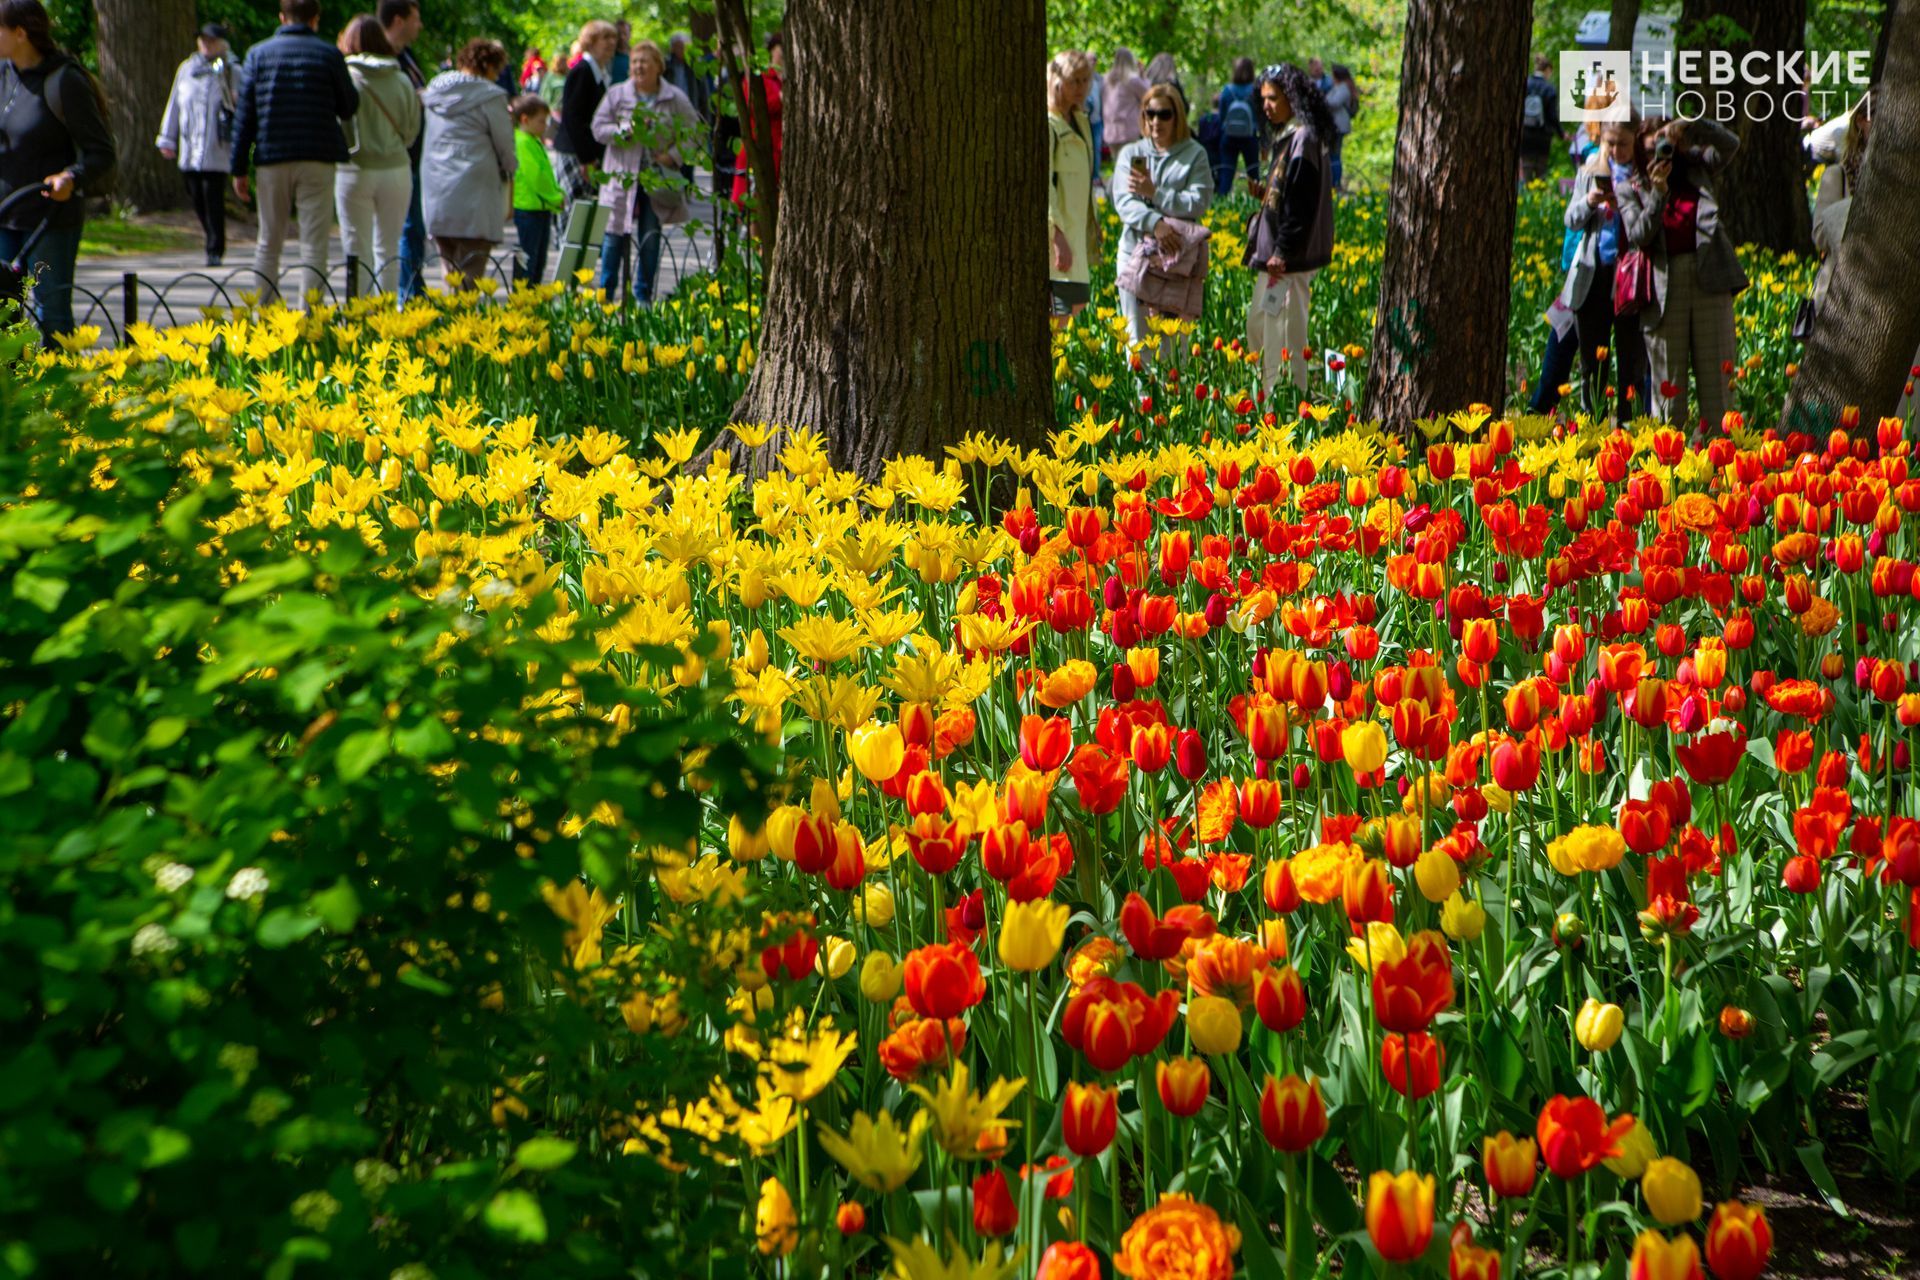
[79,212,202,259]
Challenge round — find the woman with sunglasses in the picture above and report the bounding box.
[1110,83,1211,354]
[1243,63,1335,397]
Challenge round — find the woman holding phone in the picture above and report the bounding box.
[1110,81,1211,350]
[1558,119,1647,420]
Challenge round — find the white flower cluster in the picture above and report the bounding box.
[131,923,177,956]
[225,866,271,900]
[154,862,194,892]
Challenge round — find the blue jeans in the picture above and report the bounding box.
[596,197,663,304]
[397,161,425,303]
[1330,134,1346,192]
[513,210,552,284]
[1529,322,1580,413]
[1217,134,1259,194]
[1090,120,1104,183]
[0,221,83,341]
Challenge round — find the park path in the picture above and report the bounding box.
[70,184,727,343]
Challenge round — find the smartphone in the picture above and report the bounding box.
[1593,172,1613,199]
[1130,155,1147,176]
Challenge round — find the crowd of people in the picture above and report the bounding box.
[1048,49,1349,398]
[0,0,775,341]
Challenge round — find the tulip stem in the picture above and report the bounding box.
[1024,970,1039,1265]
[1402,1035,1420,1173]
[1283,1151,1298,1280]
[1566,1176,1580,1277]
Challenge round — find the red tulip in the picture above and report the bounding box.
[1676,728,1745,787]
[903,941,986,1019]
[1535,1094,1633,1178]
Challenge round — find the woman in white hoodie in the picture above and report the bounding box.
[421,38,516,289]
[155,24,240,267]
[334,16,421,297]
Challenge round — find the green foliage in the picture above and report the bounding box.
[0,341,778,1277]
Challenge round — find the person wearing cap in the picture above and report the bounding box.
[156,22,241,266]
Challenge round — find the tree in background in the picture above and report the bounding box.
[94,0,199,210]
[1784,0,1920,431]
[728,0,1054,477]
[1363,0,1532,426]
[1678,0,1813,255]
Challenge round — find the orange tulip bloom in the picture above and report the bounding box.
[1254,964,1307,1032]
[1343,856,1395,925]
[1628,1230,1704,1280]
[1371,931,1454,1033]
[1482,1131,1538,1198]
[1257,1074,1327,1152]
[1061,1081,1118,1155]
[1366,1170,1436,1263]
[902,942,985,1019]
[1450,1242,1501,1280]
[1703,1201,1772,1280]
[1535,1094,1633,1178]
[1020,713,1072,772]
[1157,1056,1211,1118]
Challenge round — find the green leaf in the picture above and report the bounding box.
[141,1126,192,1169]
[310,878,362,932]
[397,966,453,997]
[1794,1142,1850,1216]
[142,717,189,751]
[219,557,310,604]
[512,1135,578,1172]
[13,569,67,611]
[82,704,136,764]
[257,907,322,950]
[85,1163,139,1213]
[484,1189,548,1243]
[335,729,390,783]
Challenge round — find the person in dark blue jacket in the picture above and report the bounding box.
[230,0,358,306]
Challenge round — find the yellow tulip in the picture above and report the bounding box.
[860,951,904,1003]
[1575,998,1625,1052]
[1641,1157,1703,1225]
[755,1177,797,1256]
[1413,847,1460,903]
[998,899,1070,972]
[857,881,896,929]
[1440,893,1486,942]
[727,814,770,862]
[848,721,906,783]
[1187,995,1244,1056]
[1341,720,1389,775]
[1603,1116,1658,1178]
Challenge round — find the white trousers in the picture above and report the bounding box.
[1247,268,1318,394]
[253,161,335,307]
[335,165,412,298]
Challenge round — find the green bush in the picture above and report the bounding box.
[0,342,777,1278]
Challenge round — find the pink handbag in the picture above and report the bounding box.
[1612,248,1656,317]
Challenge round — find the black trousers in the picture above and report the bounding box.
[1574,258,1650,420]
[182,170,227,261]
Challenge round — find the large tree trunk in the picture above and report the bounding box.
[1679,0,1813,254]
[95,0,197,211]
[1782,0,1920,432]
[728,0,1053,477]
[1611,0,1644,50]
[1362,0,1532,427]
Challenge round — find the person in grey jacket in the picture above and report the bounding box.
[1242,64,1335,397]
[1616,116,1748,433]
[156,23,240,266]
[421,38,515,289]
[1558,119,1647,421]
[334,17,421,297]
[1111,82,1211,353]
[592,40,701,306]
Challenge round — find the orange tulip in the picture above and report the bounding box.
[1703,1201,1772,1280]
[1535,1094,1633,1178]
[1366,1169,1436,1263]
[1156,1056,1211,1118]
[1257,1073,1327,1152]
[902,941,985,1019]
[1061,1081,1118,1155]
[1482,1131,1538,1198]
[1254,964,1307,1032]
[1628,1230,1704,1280]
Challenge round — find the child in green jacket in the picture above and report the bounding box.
[511,96,565,283]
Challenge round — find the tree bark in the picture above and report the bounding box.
[727,0,1054,478]
[1611,0,1644,50]
[95,0,197,211]
[1783,0,1920,433]
[1362,0,1533,428]
[1679,0,1813,254]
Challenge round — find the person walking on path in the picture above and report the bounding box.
[1616,116,1747,434]
[1242,63,1335,397]
[156,23,240,267]
[420,38,514,289]
[509,95,561,283]
[1323,64,1357,193]
[663,33,710,189]
[0,0,114,342]
[1111,82,1210,352]
[231,0,359,307]
[379,0,426,301]
[1046,51,1099,325]
[1518,54,1564,186]
[1214,57,1261,195]
[553,20,616,207]
[335,15,420,297]
[1103,48,1147,161]
[593,39,700,306]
